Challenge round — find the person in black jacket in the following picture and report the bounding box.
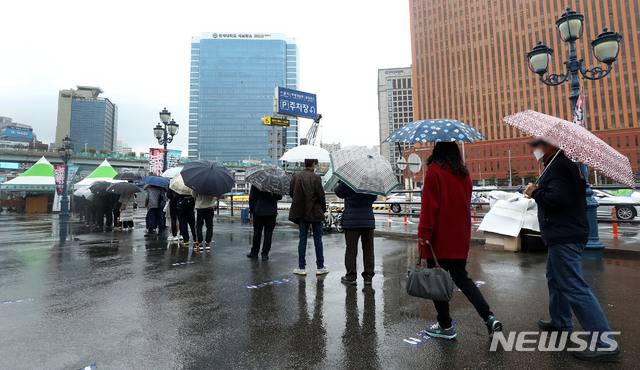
[525,140,619,362]
[334,181,378,286]
[247,185,283,261]
[176,193,196,248]
[167,189,180,241]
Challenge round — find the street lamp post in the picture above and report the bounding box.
[153,107,179,172]
[58,135,73,218]
[527,7,622,250]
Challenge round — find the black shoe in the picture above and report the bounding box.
[571,348,621,362]
[363,276,373,285]
[261,255,269,261]
[486,316,503,338]
[538,319,561,332]
[246,253,258,259]
[144,233,154,238]
[341,276,357,285]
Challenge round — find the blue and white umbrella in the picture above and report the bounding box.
[383,119,485,144]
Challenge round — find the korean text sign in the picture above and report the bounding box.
[276,87,317,119]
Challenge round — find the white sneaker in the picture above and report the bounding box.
[316,267,330,275]
[293,268,307,276]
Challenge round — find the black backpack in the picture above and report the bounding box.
[178,195,195,209]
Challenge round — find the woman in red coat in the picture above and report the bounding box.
[417,142,502,339]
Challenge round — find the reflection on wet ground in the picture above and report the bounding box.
[0,212,638,369]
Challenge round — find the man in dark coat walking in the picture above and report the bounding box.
[334,181,377,285]
[525,139,620,362]
[289,159,329,276]
[247,185,282,261]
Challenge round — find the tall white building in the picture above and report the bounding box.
[378,67,414,178]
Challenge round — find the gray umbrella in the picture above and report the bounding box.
[245,163,291,196]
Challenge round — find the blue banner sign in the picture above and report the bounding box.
[0,162,19,170]
[276,87,317,119]
[1,127,33,141]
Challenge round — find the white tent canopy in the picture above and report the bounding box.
[0,156,56,191]
[75,159,118,186]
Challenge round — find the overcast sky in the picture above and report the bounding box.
[0,0,411,155]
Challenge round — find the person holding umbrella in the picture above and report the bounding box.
[169,175,197,248]
[245,163,290,261]
[166,188,181,241]
[247,185,282,261]
[180,160,234,252]
[330,146,398,286]
[289,159,329,276]
[106,182,140,231]
[191,189,217,252]
[334,181,377,285]
[504,110,630,361]
[525,140,620,361]
[144,185,167,237]
[177,192,197,248]
[418,142,502,340]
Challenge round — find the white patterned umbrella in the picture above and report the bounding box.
[330,146,399,196]
[503,110,635,188]
[245,163,291,196]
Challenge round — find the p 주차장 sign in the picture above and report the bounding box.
[276,87,317,119]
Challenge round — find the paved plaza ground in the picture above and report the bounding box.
[0,212,639,369]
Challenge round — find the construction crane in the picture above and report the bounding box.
[300,114,322,145]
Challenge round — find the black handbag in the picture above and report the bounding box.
[406,242,454,302]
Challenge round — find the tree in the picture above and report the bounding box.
[87,148,97,154]
[524,172,537,184]
[127,151,137,157]
[99,149,108,154]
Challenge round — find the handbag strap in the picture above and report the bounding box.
[418,241,440,268]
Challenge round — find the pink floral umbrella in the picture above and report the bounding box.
[503,110,635,188]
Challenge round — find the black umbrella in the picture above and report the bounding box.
[89,181,112,195]
[181,160,234,197]
[114,172,142,181]
[106,182,141,196]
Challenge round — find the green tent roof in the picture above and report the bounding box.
[86,159,117,179]
[21,162,55,177]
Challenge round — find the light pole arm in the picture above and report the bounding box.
[578,59,613,80]
[538,71,570,87]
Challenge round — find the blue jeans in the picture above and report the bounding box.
[147,208,165,234]
[297,220,324,269]
[546,243,616,348]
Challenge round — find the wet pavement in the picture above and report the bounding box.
[0,212,639,369]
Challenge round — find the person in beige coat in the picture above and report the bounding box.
[191,189,217,251]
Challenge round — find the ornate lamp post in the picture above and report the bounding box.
[153,107,179,171]
[526,7,622,250]
[58,135,73,218]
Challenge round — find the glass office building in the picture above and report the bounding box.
[56,86,118,152]
[69,99,117,152]
[189,33,298,161]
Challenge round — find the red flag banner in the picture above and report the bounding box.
[149,148,166,176]
[54,165,65,195]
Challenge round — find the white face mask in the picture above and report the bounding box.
[533,148,545,162]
